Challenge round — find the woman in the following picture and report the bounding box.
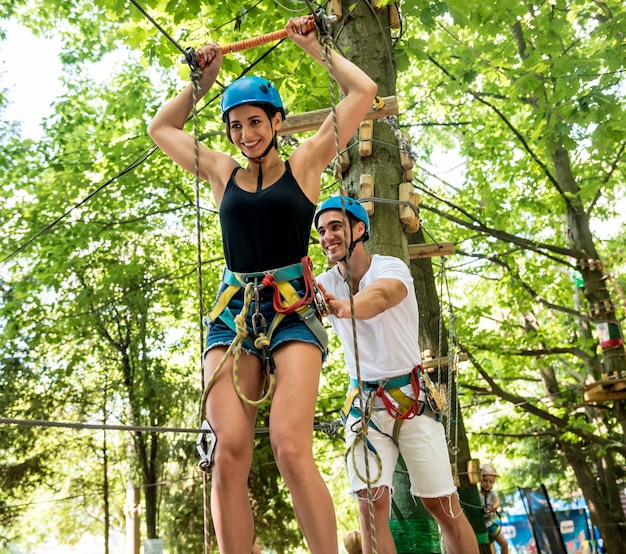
[149,16,377,554]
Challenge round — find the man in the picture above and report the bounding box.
[315,196,478,554]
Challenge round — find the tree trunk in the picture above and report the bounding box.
[540,356,626,547]
[412,232,490,552]
[553,141,626,379]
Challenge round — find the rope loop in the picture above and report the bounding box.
[346,420,383,484]
[253,333,271,350]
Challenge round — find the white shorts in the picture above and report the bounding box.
[345,408,457,499]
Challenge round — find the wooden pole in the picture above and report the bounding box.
[125,480,140,554]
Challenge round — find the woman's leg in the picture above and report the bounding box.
[269,342,338,553]
[204,347,263,554]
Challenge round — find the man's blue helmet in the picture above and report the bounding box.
[220,76,285,122]
[314,196,370,241]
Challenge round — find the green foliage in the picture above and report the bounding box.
[1,0,626,549]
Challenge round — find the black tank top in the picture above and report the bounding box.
[219,161,315,273]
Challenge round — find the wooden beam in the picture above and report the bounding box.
[408,242,455,259]
[422,352,468,373]
[278,95,399,136]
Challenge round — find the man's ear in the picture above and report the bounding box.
[355,220,366,239]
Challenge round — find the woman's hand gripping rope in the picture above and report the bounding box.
[194,16,317,68]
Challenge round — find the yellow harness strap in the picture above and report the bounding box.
[342,385,416,447]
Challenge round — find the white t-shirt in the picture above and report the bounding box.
[317,254,422,383]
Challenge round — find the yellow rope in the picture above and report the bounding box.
[344,394,384,484]
[200,283,275,417]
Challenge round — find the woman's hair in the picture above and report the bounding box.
[343,530,362,554]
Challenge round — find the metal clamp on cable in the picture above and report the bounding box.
[181,46,200,72]
[313,7,336,39]
[196,420,217,471]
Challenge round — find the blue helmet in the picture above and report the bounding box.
[314,196,370,241]
[220,76,285,122]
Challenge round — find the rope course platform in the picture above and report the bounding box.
[581,374,626,402]
[278,95,398,135]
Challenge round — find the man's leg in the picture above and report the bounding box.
[358,486,397,554]
[494,531,509,554]
[421,494,479,554]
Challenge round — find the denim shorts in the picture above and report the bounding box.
[205,278,325,359]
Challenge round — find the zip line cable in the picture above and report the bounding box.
[128,0,188,57]
[0,416,343,436]
[0,145,156,266]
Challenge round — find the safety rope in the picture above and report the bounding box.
[345,400,383,484]
[436,256,461,458]
[317,24,380,553]
[185,52,213,554]
[200,282,276,411]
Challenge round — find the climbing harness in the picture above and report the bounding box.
[199,256,328,415]
[341,366,439,483]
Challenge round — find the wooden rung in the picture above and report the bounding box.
[408,242,455,259]
[422,352,468,373]
[278,95,399,136]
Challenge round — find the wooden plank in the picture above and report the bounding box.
[583,387,626,402]
[580,377,626,391]
[581,378,626,402]
[278,95,399,136]
[422,352,468,373]
[408,242,455,259]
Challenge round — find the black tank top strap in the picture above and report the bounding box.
[229,166,242,181]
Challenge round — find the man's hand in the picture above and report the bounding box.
[316,283,349,318]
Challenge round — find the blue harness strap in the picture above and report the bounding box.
[342,367,439,452]
[222,262,304,286]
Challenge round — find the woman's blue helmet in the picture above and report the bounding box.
[220,76,285,122]
[314,196,370,241]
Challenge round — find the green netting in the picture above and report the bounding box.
[389,519,442,553]
[390,456,441,553]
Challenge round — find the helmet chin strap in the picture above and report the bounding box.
[339,230,366,264]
